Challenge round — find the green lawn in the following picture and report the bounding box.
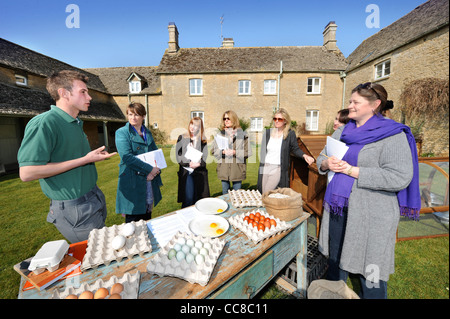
[0,146,448,299]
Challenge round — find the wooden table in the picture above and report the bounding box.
[18,194,310,299]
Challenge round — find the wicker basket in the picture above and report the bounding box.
[261,188,303,221]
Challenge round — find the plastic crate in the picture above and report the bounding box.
[279,236,328,289]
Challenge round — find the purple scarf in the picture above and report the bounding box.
[323,115,421,220]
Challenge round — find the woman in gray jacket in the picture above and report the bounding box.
[211,110,251,194]
[317,83,421,299]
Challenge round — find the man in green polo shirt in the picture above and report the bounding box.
[17,70,117,243]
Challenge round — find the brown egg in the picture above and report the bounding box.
[65,294,78,299]
[109,293,122,299]
[78,290,94,299]
[94,287,109,299]
[110,283,124,295]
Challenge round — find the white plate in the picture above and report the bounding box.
[195,198,228,214]
[189,215,229,238]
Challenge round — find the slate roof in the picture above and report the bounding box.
[346,0,449,72]
[157,46,348,74]
[0,82,125,121]
[85,66,161,95]
[0,38,125,121]
[0,38,107,93]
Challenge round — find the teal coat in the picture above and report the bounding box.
[115,123,162,215]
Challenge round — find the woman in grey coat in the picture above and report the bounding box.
[317,83,420,299]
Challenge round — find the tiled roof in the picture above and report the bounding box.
[157,46,348,74]
[346,0,449,72]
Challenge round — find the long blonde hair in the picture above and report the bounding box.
[273,108,291,139]
[220,110,241,131]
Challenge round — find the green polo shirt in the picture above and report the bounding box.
[17,105,97,200]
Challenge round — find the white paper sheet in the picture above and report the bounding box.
[146,207,201,248]
[214,134,229,150]
[136,149,167,169]
[184,145,203,162]
[326,136,349,183]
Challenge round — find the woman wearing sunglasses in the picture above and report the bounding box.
[316,82,420,299]
[211,110,252,194]
[257,108,315,194]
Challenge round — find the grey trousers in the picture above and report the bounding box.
[46,185,107,243]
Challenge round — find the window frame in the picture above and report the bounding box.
[305,109,319,131]
[238,80,251,95]
[15,74,28,86]
[374,59,391,80]
[250,117,263,132]
[264,79,277,95]
[189,78,203,96]
[129,80,141,93]
[307,77,321,94]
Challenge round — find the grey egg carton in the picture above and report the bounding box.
[51,271,140,299]
[146,231,225,286]
[81,220,152,271]
[228,209,292,244]
[228,189,263,208]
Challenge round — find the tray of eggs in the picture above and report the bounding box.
[51,271,140,299]
[146,231,226,286]
[81,220,152,271]
[228,189,264,208]
[228,209,292,244]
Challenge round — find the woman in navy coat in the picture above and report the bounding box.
[115,102,162,222]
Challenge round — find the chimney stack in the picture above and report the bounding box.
[222,38,234,48]
[323,21,338,52]
[168,22,179,53]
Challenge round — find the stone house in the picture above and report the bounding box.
[0,38,126,173]
[343,0,449,155]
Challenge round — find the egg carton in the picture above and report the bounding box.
[51,271,140,299]
[146,231,225,286]
[228,189,263,208]
[228,209,292,244]
[81,220,152,271]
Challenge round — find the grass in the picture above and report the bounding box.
[0,146,448,299]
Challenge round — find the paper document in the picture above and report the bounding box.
[136,149,167,169]
[326,136,349,183]
[146,207,200,248]
[214,134,229,150]
[185,145,203,162]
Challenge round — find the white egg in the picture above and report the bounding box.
[195,254,205,265]
[190,247,199,256]
[194,240,203,249]
[168,248,177,260]
[186,239,195,247]
[181,244,191,254]
[111,235,126,250]
[176,251,185,261]
[173,243,182,251]
[177,237,186,246]
[185,253,195,264]
[203,242,212,250]
[199,247,209,257]
[120,223,135,237]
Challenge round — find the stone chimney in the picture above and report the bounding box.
[168,22,179,53]
[323,21,338,52]
[222,38,234,48]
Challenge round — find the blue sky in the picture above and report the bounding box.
[0,0,426,68]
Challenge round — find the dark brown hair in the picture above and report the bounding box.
[127,102,147,117]
[337,108,350,124]
[351,82,393,114]
[46,70,89,101]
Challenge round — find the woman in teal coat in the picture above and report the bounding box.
[115,102,162,222]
